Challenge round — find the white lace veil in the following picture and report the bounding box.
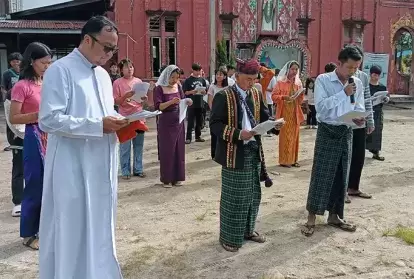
[276,60,302,86]
[156,65,179,86]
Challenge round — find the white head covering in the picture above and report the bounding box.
[156,65,179,86]
[276,60,302,87]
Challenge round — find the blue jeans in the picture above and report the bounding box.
[120,132,144,176]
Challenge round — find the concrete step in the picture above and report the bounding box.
[389,94,414,104]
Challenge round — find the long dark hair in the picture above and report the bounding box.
[305,77,315,95]
[214,67,228,87]
[20,42,52,81]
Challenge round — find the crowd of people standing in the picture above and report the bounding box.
[0,15,393,278]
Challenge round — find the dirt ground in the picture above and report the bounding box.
[0,105,413,279]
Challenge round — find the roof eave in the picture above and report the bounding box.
[0,28,82,34]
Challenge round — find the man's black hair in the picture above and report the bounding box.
[227,64,236,70]
[370,65,382,75]
[354,45,364,58]
[324,62,337,73]
[260,62,267,67]
[8,52,23,63]
[338,46,362,64]
[81,16,118,40]
[192,63,202,71]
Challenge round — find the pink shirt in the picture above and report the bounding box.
[113,77,143,116]
[11,79,42,114]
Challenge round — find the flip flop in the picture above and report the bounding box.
[301,224,315,237]
[372,154,385,161]
[220,242,239,252]
[244,231,266,243]
[328,222,356,232]
[23,236,39,250]
[292,162,301,167]
[348,192,372,199]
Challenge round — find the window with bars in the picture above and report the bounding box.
[343,24,364,48]
[298,22,308,38]
[165,17,176,33]
[149,16,178,77]
[149,16,161,32]
[165,37,176,66]
[354,25,364,47]
[51,48,75,62]
[238,49,253,60]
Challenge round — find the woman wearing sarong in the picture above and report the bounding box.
[154,65,193,188]
[272,61,304,167]
[113,58,148,179]
[9,42,52,250]
[366,65,389,161]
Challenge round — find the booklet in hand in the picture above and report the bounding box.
[131,82,150,103]
[124,110,162,122]
[370,91,388,106]
[251,118,285,135]
[291,88,305,100]
[338,110,370,124]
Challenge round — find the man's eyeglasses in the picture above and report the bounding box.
[89,34,119,54]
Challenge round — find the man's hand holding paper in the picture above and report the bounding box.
[251,118,285,135]
[352,117,365,127]
[103,116,129,133]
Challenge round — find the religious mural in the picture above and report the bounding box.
[395,30,412,75]
[261,0,277,31]
[390,13,414,94]
[256,0,310,77]
[256,39,310,77]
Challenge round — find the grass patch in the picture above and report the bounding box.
[383,226,414,245]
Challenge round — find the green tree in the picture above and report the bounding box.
[216,39,236,69]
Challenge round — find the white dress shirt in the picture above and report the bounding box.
[304,88,315,105]
[266,76,277,105]
[235,84,255,144]
[314,71,365,127]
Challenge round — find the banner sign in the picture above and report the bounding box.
[362,52,390,87]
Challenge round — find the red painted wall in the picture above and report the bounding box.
[114,0,414,95]
[305,0,414,94]
[115,0,210,80]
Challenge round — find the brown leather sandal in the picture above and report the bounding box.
[220,242,239,252]
[244,231,266,243]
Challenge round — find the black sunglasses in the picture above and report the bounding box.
[89,34,119,54]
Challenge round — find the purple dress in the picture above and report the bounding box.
[154,85,186,184]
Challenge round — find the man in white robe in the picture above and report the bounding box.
[38,16,127,279]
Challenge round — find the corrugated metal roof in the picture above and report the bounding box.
[0,19,85,30]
